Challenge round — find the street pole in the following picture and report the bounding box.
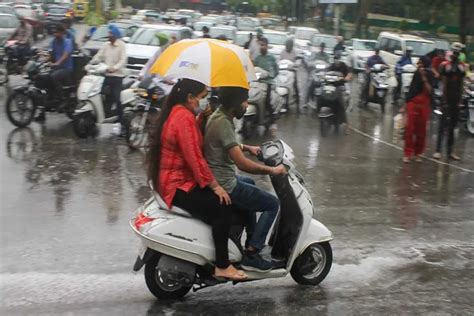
[96,0,101,16]
[334,4,340,35]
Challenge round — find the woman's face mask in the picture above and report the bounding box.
[193,95,208,115]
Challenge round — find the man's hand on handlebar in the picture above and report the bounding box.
[243,145,261,157]
[270,164,287,176]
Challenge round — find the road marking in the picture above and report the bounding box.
[348,126,474,174]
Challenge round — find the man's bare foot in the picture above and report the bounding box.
[214,265,247,281]
[433,152,441,160]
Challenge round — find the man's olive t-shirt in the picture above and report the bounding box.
[204,107,238,192]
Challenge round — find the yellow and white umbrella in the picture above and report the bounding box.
[150,39,256,89]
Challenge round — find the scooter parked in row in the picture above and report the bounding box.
[242,67,285,139]
[360,64,390,113]
[73,62,137,138]
[461,81,474,135]
[130,140,333,299]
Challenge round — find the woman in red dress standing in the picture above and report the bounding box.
[402,56,434,163]
[147,78,247,281]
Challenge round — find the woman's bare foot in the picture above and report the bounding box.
[214,265,248,281]
[415,156,423,163]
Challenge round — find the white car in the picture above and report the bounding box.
[290,26,319,50]
[126,24,193,74]
[263,30,289,59]
[346,39,378,72]
[377,32,435,70]
[209,25,237,42]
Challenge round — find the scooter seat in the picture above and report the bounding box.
[152,190,193,218]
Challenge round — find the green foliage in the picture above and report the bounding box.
[84,12,106,26]
[399,19,408,32]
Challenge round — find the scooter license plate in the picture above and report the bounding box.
[324,86,336,92]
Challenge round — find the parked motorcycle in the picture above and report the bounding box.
[275,59,297,113]
[318,71,349,136]
[73,62,136,138]
[130,139,333,299]
[5,54,78,127]
[126,77,172,149]
[242,67,285,139]
[360,64,390,113]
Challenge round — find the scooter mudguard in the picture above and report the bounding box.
[74,102,94,115]
[131,198,242,266]
[297,219,333,256]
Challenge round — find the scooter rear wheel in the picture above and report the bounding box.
[291,242,332,286]
[144,254,193,300]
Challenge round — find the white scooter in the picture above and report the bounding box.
[130,140,333,299]
[275,59,297,113]
[73,62,137,138]
[242,67,285,138]
[394,63,416,105]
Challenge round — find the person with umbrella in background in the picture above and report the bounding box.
[139,33,170,81]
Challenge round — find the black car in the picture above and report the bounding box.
[44,6,72,34]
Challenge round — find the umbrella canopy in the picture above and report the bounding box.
[150,39,255,89]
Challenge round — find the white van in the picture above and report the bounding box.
[377,32,435,69]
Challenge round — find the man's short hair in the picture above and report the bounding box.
[55,24,66,33]
[260,37,268,45]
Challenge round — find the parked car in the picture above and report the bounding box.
[126,24,193,74]
[377,32,435,70]
[14,4,44,40]
[405,31,449,51]
[0,13,18,44]
[83,21,140,57]
[291,26,319,50]
[346,39,377,72]
[44,5,72,34]
[236,17,260,31]
[209,25,236,42]
[0,4,16,17]
[263,29,288,58]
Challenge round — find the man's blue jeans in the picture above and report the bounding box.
[230,175,279,250]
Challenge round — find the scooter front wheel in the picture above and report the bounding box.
[291,242,332,286]
[144,254,193,300]
[73,112,96,138]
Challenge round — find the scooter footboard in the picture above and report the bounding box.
[297,219,333,256]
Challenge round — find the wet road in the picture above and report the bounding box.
[1,72,474,315]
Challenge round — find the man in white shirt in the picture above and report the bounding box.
[91,24,127,134]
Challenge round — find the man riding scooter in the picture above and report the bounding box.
[362,48,387,103]
[8,17,33,66]
[204,87,287,272]
[325,51,352,133]
[90,24,127,136]
[395,46,413,100]
[254,37,279,131]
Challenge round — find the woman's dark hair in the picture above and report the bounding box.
[218,87,249,110]
[147,78,206,190]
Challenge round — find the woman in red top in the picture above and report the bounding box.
[147,78,247,281]
[402,56,433,163]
